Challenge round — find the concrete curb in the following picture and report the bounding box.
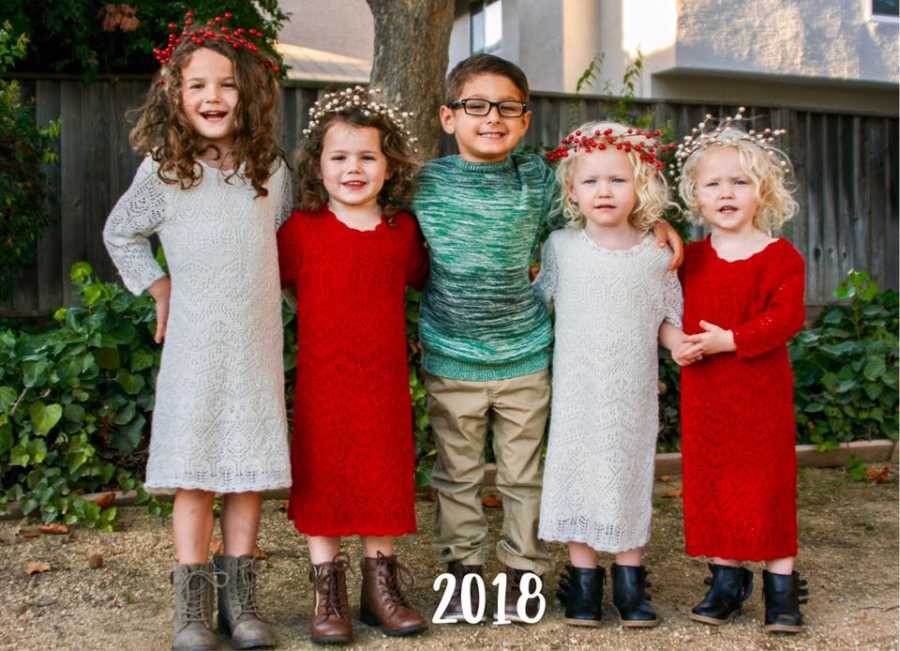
[1,440,896,520]
[485,439,897,485]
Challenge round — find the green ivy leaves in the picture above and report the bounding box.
[29,401,62,436]
[790,270,898,450]
[1,262,164,528]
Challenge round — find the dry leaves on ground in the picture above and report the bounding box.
[39,523,69,535]
[208,538,267,559]
[25,561,50,575]
[866,465,893,484]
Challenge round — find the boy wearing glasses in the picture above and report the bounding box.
[412,54,554,622]
[413,53,682,623]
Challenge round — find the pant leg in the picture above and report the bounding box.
[489,369,553,574]
[425,373,491,566]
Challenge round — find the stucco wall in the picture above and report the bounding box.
[673,0,899,85]
[277,0,373,62]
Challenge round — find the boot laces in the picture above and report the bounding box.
[375,551,414,611]
[236,558,262,618]
[311,553,350,619]
[180,569,216,624]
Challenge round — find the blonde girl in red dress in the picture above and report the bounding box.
[277,87,428,644]
[675,110,808,634]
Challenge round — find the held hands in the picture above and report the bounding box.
[147,276,171,344]
[684,320,736,356]
[671,339,704,367]
[652,220,684,271]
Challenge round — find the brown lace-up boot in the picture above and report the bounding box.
[213,555,276,649]
[359,552,427,636]
[171,563,219,651]
[309,554,353,645]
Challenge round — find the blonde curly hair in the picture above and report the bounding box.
[678,126,798,233]
[554,121,674,232]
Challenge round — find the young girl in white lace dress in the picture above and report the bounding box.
[102,12,289,650]
[536,122,697,629]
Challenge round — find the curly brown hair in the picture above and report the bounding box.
[295,105,420,221]
[129,37,283,198]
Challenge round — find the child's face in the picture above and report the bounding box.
[440,73,531,163]
[567,147,636,231]
[319,121,390,213]
[694,146,759,234]
[180,48,239,150]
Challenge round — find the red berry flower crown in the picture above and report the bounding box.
[546,126,676,170]
[670,106,790,183]
[152,10,281,75]
[302,86,419,151]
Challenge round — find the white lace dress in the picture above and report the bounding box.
[103,157,292,494]
[535,228,682,553]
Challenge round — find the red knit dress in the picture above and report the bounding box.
[680,236,805,561]
[277,208,428,536]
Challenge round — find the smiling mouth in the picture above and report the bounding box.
[200,110,228,121]
[342,180,366,189]
[718,205,739,213]
[478,131,507,139]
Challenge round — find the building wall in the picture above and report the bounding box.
[277,0,373,61]
[584,0,898,114]
[673,0,898,85]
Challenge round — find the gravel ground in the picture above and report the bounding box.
[1,467,897,651]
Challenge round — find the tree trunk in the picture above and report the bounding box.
[366,0,454,161]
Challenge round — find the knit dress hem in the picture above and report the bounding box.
[539,531,651,555]
[144,477,292,496]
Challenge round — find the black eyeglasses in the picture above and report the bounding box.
[448,98,528,118]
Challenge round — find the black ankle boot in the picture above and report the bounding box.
[690,563,753,625]
[611,564,657,628]
[762,570,807,634]
[559,564,604,627]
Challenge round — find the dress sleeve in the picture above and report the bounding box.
[102,157,168,295]
[277,212,302,288]
[661,269,683,329]
[274,161,294,230]
[406,219,429,290]
[533,234,558,310]
[733,246,805,359]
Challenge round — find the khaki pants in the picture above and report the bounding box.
[425,369,552,574]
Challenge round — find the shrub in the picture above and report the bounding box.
[0,22,60,299]
[790,270,899,448]
[0,263,165,529]
[0,2,288,79]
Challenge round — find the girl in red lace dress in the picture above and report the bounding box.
[277,87,428,644]
[675,112,808,634]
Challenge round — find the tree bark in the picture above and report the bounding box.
[366,0,455,161]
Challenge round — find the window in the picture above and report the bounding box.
[873,0,899,16]
[470,0,502,54]
[869,0,899,22]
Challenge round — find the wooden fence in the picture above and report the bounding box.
[2,79,897,316]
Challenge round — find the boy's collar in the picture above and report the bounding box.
[450,154,514,172]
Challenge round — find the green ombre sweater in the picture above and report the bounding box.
[412,153,557,381]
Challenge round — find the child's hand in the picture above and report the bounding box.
[652,220,684,271]
[672,339,704,366]
[685,320,736,356]
[147,276,171,344]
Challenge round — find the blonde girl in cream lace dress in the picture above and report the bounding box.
[536,122,693,628]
